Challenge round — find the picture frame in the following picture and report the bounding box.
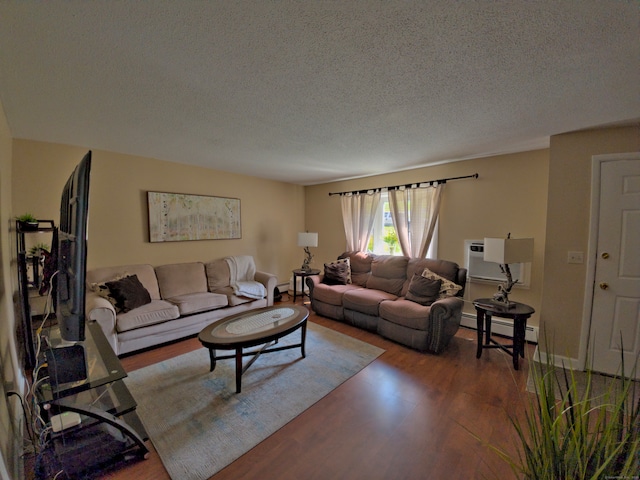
[147,191,241,242]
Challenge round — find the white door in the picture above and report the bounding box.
[590,155,640,378]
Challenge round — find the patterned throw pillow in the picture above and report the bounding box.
[421,268,462,298]
[104,274,152,313]
[90,273,129,308]
[327,257,352,284]
[322,260,351,285]
[405,274,442,306]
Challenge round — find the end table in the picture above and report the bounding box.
[473,298,535,370]
[292,269,320,302]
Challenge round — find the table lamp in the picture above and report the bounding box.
[298,232,318,271]
[483,234,533,307]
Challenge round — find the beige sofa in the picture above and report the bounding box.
[85,257,277,356]
[307,252,466,354]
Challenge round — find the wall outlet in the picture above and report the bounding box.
[567,251,584,264]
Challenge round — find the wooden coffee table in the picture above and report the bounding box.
[198,305,309,393]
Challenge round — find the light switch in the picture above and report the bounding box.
[568,251,584,264]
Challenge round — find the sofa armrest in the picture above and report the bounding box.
[86,292,119,355]
[427,296,464,353]
[255,271,278,306]
[305,274,324,297]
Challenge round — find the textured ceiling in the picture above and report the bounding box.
[0,1,638,185]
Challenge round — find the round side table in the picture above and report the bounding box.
[473,298,535,370]
[292,269,320,302]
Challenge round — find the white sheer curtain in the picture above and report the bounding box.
[340,191,381,251]
[388,184,444,258]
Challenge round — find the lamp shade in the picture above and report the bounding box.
[483,237,533,264]
[297,232,318,248]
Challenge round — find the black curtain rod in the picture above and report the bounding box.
[328,173,479,196]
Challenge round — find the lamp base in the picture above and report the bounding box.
[490,296,517,309]
[491,263,520,308]
[301,247,313,272]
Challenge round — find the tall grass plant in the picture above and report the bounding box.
[496,347,639,479]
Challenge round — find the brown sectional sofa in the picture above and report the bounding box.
[85,257,277,356]
[307,252,467,353]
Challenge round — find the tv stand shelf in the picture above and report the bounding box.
[38,321,149,475]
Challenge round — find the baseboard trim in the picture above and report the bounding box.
[461,312,539,344]
[531,346,582,370]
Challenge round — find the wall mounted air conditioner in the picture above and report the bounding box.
[464,240,530,287]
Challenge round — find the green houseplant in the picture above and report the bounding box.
[16,213,39,231]
[486,345,639,479]
[28,243,50,257]
[383,228,399,254]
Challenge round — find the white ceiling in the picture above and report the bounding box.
[0,1,638,185]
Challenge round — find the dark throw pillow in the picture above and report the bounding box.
[322,261,351,285]
[105,274,152,313]
[405,274,442,306]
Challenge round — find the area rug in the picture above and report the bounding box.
[123,321,384,480]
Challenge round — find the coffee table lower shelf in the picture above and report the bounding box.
[206,338,306,393]
[198,305,309,393]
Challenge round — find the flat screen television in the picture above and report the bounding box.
[56,151,92,342]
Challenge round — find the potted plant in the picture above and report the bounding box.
[472,340,639,479]
[16,213,39,231]
[28,243,50,257]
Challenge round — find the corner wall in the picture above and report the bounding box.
[541,125,639,358]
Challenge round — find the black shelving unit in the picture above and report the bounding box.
[15,219,55,370]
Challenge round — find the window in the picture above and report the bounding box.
[368,192,398,254]
[367,191,438,258]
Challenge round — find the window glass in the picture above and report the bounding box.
[369,192,402,255]
[367,191,438,258]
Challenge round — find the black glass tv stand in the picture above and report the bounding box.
[38,321,149,475]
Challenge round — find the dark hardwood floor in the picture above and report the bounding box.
[97,297,535,480]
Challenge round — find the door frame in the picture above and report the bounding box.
[578,152,640,371]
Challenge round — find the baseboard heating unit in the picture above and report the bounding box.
[461,312,538,344]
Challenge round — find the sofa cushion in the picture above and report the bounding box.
[366,255,408,296]
[205,258,231,291]
[322,260,351,285]
[116,299,180,333]
[405,274,442,306]
[166,292,228,316]
[155,262,208,299]
[343,288,398,316]
[210,286,252,306]
[379,298,433,330]
[312,282,361,306]
[407,258,459,284]
[421,268,463,298]
[104,274,152,313]
[339,252,373,286]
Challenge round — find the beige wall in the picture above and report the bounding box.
[305,149,550,328]
[541,125,640,358]
[11,140,306,285]
[6,125,639,387]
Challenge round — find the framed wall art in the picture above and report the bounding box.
[147,191,241,242]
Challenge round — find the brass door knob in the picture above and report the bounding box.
[601,252,610,259]
[599,282,609,290]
